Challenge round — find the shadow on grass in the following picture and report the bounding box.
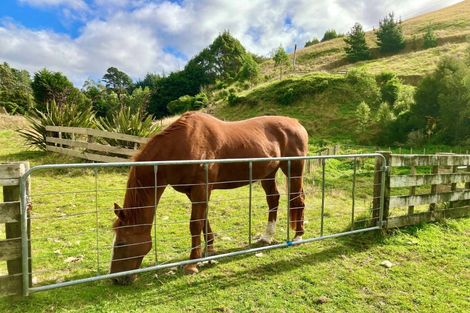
[2,229,390,308]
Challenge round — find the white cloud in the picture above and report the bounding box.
[0,0,464,86]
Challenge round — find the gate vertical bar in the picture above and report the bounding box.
[94,168,100,274]
[248,162,253,246]
[204,163,209,258]
[351,157,357,230]
[320,159,326,236]
[154,165,158,264]
[378,156,387,228]
[287,160,291,242]
[20,174,29,296]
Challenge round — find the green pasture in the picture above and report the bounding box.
[0,129,469,312]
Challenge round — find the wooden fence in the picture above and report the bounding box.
[45,126,150,163]
[374,152,470,229]
[0,162,31,297]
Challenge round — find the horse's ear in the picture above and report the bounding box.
[114,203,125,220]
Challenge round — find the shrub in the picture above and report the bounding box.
[381,77,402,105]
[279,87,296,105]
[423,26,438,49]
[355,101,371,134]
[346,69,380,105]
[167,95,195,114]
[18,100,96,150]
[97,106,159,148]
[227,91,240,106]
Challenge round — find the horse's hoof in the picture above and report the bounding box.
[257,236,272,245]
[204,246,216,256]
[183,264,199,275]
[293,236,303,243]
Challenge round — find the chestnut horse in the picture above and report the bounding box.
[110,112,308,284]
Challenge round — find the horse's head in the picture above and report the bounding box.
[110,203,152,285]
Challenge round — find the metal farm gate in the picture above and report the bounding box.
[17,153,386,295]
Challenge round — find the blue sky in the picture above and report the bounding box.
[0,0,462,86]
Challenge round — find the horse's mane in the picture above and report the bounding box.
[133,112,197,161]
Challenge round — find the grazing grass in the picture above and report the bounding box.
[1,129,469,312]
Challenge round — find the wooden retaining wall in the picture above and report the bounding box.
[375,153,470,229]
[45,126,150,163]
[0,162,30,297]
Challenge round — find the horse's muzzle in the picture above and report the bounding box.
[112,274,136,285]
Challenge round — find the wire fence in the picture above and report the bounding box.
[19,153,385,294]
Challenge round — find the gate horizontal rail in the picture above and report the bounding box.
[20,153,386,296]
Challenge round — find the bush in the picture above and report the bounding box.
[98,106,159,148]
[227,91,240,106]
[279,87,296,106]
[423,26,438,49]
[381,77,402,105]
[167,92,208,114]
[18,100,96,150]
[167,95,195,114]
[346,69,380,105]
[355,101,371,134]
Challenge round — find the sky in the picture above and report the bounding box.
[0,0,463,86]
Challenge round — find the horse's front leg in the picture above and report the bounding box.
[184,185,210,274]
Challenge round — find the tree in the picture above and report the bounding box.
[355,101,371,134]
[305,38,320,47]
[273,45,289,79]
[376,12,405,53]
[410,56,470,143]
[423,26,438,49]
[102,67,133,102]
[31,68,86,111]
[0,62,34,114]
[321,29,339,42]
[344,23,371,62]
[237,56,259,83]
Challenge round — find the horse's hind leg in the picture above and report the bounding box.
[259,173,280,244]
[184,185,211,274]
[281,160,305,241]
[203,219,215,255]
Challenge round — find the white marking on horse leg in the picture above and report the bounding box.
[293,235,303,242]
[259,221,276,244]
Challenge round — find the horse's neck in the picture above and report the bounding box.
[123,167,156,225]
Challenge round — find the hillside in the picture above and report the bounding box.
[213,1,470,145]
[260,0,470,83]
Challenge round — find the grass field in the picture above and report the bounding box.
[260,1,470,82]
[1,129,469,312]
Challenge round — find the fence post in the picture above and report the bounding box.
[0,162,31,297]
[373,152,390,228]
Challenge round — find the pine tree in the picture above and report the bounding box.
[344,23,371,62]
[376,12,405,53]
[423,26,438,49]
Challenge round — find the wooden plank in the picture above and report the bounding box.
[45,125,88,135]
[46,137,136,156]
[0,178,19,186]
[0,239,21,261]
[0,274,21,297]
[0,164,23,179]
[390,154,470,167]
[0,201,20,223]
[87,128,149,144]
[47,146,129,163]
[390,173,470,188]
[389,190,470,208]
[387,206,470,228]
